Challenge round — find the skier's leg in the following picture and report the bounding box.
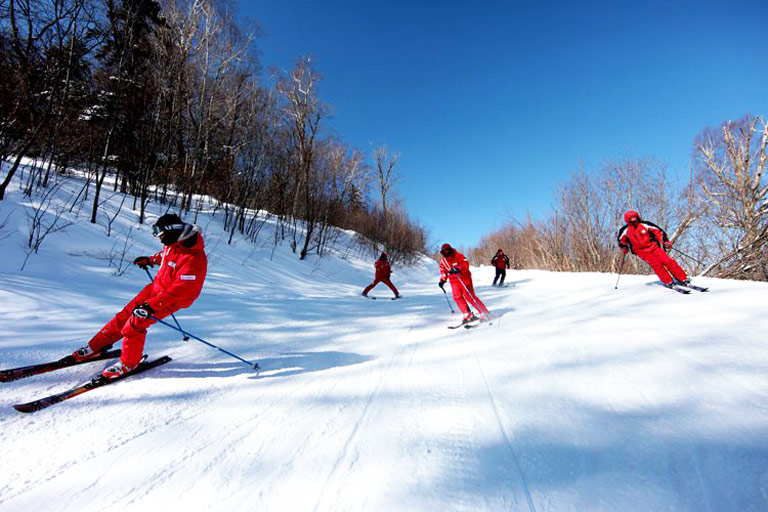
[363,279,381,295]
[492,268,500,286]
[639,250,674,285]
[88,284,154,351]
[499,269,506,286]
[462,279,490,315]
[450,279,471,318]
[659,252,688,282]
[382,278,399,296]
[120,305,180,367]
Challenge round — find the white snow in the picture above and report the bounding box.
[1,168,767,511]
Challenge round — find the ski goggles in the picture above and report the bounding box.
[152,223,184,237]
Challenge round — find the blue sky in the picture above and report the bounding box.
[239,0,768,249]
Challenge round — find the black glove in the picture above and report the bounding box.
[132,302,155,318]
[438,279,446,290]
[448,268,461,275]
[133,256,153,269]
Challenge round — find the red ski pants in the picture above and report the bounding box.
[88,284,180,367]
[637,247,688,285]
[449,277,489,318]
[363,278,399,296]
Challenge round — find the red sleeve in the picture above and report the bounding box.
[439,259,449,281]
[648,226,665,246]
[146,256,206,310]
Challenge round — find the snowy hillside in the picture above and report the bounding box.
[1,169,767,512]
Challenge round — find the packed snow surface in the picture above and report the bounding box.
[0,171,767,511]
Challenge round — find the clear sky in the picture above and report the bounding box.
[238,0,768,249]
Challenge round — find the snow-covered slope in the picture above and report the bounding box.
[1,169,767,512]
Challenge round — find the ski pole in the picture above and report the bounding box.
[442,288,455,313]
[143,267,189,341]
[150,315,260,370]
[670,247,706,267]
[454,275,491,318]
[615,252,626,290]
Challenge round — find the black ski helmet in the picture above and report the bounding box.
[152,213,185,245]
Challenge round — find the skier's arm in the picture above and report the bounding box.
[647,225,669,248]
[146,258,205,310]
[505,255,510,268]
[617,226,630,254]
[439,259,449,281]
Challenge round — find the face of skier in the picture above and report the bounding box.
[153,224,183,246]
[440,247,453,258]
[628,215,640,226]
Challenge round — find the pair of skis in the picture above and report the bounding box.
[448,316,493,330]
[363,295,402,301]
[1,350,171,413]
[666,282,710,295]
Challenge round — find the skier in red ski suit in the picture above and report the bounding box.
[491,248,510,287]
[439,243,490,323]
[617,210,688,287]
[73,214,208,378]
[362,252,401,298]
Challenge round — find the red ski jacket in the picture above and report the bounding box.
[617,210,669,254]
[375,259,392,280]
[440,251,471,282]
[491,252,510,269]
[146,228,208,310]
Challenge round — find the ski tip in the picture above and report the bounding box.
[13,403,38,413]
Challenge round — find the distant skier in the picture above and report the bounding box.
[617,210,689,288]
[72,213,208,378]
[362,252,401,298]
[438,243,490,324]
[491,248,510,287]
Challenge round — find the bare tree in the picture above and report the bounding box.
[696,115,768,279]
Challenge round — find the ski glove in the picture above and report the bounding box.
[132,302,155,319]
[663,241,672,251]
[438,279,446,290]
[621,247,629,255]
[133,256,153,269]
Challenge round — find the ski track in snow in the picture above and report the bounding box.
[1,170,768,511]
[467,322,537,512]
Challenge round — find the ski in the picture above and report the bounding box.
[676,282,709,292]
[13,355,172,413]
[448,318,480,329]
[666,285,691,294]
[0,349,122,383]
[466,316,494,329]
[362,295,376,300]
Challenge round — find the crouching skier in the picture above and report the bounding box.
[72,213,207,379]
[438,243,490,325]
[617,210,689,288]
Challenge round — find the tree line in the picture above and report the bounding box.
[0,0,426,263]
[468,115,768,282]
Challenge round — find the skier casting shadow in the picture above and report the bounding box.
[617,210,690,288]
[71,214,208,378]
[491,248,510,287]
[438,243,490,325]
[362,252,401,299]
